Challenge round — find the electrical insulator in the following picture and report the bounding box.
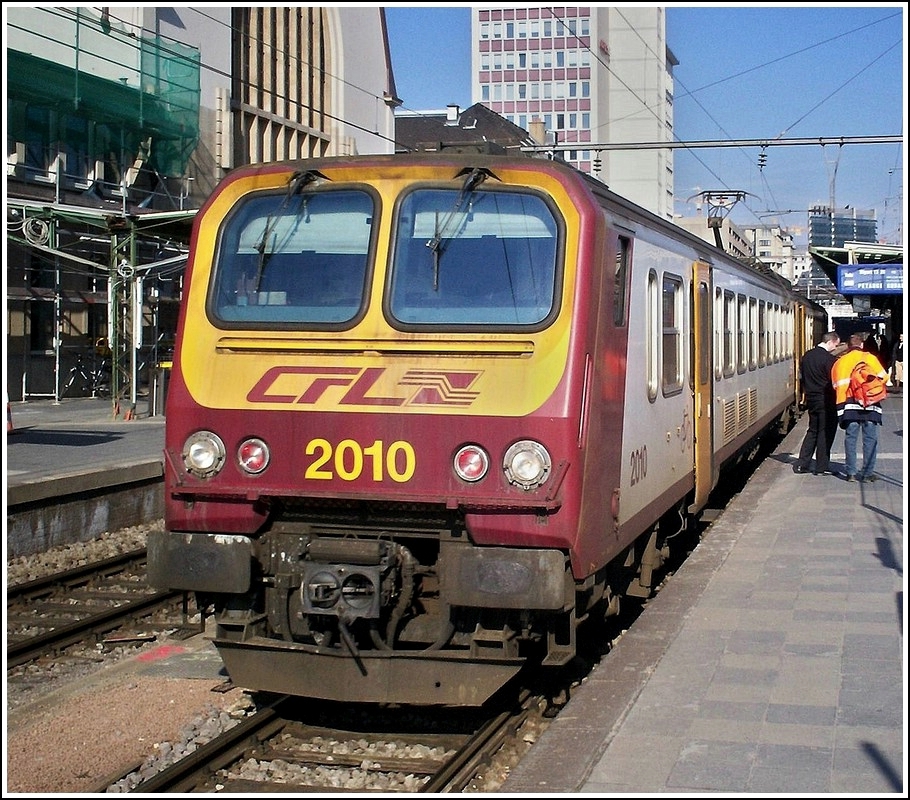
[758,151,767,170]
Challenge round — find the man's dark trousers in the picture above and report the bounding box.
[797,392,838,472]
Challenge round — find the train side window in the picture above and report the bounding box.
[751,298,757,365]
[776,304,782,361]
[662,274,683,395]
[770,302,776,364]
[646,270,659,401]
[714,286,723,380]
[737,294,747,373]
[697,281,710,387]
[785,305,793,359]
[758,301,767,366]
[769,304,776,362]
[723,290,735,378]
[613,235,630,326]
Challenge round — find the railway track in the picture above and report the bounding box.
[6,548,193,668]
[101,690,538,793]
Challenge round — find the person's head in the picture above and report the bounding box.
[849,332,866,349]
[822,331,840,351]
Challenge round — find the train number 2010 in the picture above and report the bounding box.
[629,445,647,486]
[305,438,416,483]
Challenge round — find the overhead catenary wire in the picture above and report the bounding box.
[548,6,902,230]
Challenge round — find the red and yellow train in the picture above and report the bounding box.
[149,151,826,705]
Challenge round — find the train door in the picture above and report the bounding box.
[690,260,714,513]
[793,302,818,407]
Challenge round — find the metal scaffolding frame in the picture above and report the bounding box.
[6,200,194,414]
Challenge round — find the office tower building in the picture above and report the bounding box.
[472,6,675,218]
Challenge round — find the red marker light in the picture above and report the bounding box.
[238,438,270,474]
[454,444,489,482]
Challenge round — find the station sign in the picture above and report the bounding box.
[837,264,903,295]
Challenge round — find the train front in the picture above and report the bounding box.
[149,154,601,706]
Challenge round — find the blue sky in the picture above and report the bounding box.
[385,4,906,245]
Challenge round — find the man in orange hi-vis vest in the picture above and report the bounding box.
[831,332,888,483]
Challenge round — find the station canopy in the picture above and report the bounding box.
[809,242,903,292]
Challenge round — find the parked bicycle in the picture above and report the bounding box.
[62,352,112,398]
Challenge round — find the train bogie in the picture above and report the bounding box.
[148,151,824,705]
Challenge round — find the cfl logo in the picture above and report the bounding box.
[247,366,481,407]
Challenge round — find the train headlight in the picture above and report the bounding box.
[454,444,490,482]
[182,431,226,478]
[238,438,270,474]
[503,440,551,490]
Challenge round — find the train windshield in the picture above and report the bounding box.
[211,189,373,325]
[389,188,560,326]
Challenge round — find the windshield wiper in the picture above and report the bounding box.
[425,167,493,288]
[253,170,329,291]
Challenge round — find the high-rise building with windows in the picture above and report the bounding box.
[471,6,675,218]
[807,206,878,247]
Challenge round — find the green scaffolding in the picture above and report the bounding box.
[7,11,200,178]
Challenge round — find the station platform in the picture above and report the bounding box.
[505,396,905,794]
[5,395,906,793]
[5,396,164,504]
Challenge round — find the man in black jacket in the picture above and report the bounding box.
[794,331,841,475]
